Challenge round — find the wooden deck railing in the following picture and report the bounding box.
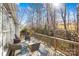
[33,33,79,56]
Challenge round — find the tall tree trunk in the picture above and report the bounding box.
[77,4,79,34]
[31,11,34,29]
[46,3,50,31]
[61,4,68,39]
[68,12,70,31]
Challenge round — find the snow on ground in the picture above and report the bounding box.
[15,37,65,56]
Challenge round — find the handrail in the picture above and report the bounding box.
[34,33,79,56]
[35,33,79,45]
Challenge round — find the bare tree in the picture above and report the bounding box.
[60,3,68,39]
[77,3,79,34]
[68,12,70,30]
[49,4,56,32]
[45,3,50,31]
[43,3,56,36]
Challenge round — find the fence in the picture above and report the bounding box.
[33,33,79,56]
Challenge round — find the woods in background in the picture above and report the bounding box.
[19,3,79,42]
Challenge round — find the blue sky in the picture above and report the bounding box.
[66,3,77,13]
[18,3,77,25]
[19,3,43,9]
[19,3,77,12]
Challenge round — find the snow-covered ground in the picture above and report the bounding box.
[0,33,2,56]
[14,37,65,56]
